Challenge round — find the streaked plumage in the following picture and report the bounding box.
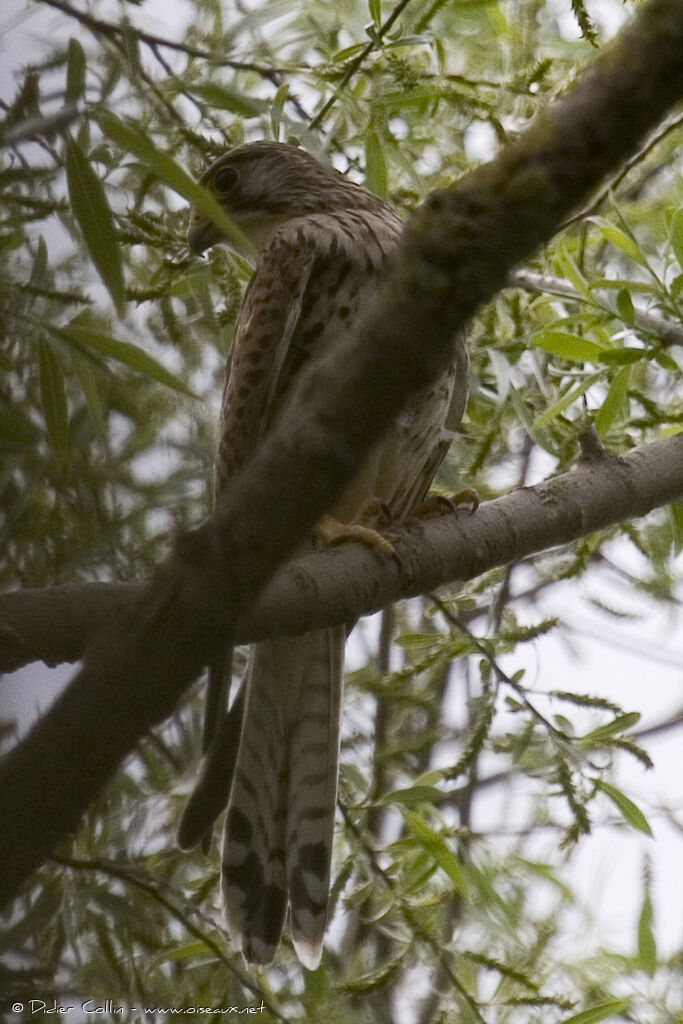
[182,142,468,968]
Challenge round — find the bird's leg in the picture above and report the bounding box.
[315,497,395,554]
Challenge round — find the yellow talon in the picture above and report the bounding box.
[315,500,395,555]
[413,488,479,518]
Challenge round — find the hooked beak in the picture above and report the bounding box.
[187,210,223,255]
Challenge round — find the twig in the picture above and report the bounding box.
[309,0,415,130]
[510,267,683,347]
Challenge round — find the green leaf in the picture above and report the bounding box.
[401,810,467,894]
[555,243,591,300]
[588,216,648,267]
[560,1001,630,1024]
[395,632,438,648]
[365,132,387,197]
[615,287,635,325]
[343,952,406,992]
[532,331,602,363]
[271,83,289,138]
[30,235,49,288]
[368,0,382,28]
[583,712,641,743]
[59,324,197,398]
[669,501,683,555]
[96,111,254,256]
[38,339,68,461]
[636,887,657,975]
[670,207,683,268]
[333,42,366,62]
[154,941,211,965]
[595,364,630,436]
[65,37,86,104]
[379,785,444,808]
[188,82,268,118]
[598,348,643,365]
[386,35,430,49]
[653,349,679,372]
[71,350,106,438]
[595,780,652,836]
[65,136,125,309]
[533,373,598,430]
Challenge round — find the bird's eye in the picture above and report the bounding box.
[214,166,239,193]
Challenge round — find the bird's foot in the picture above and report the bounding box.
[413,488,479,518]
[315,498,394,554]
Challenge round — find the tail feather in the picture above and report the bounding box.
[287,625,343,968]
[221,628,344,967]
[222,642,288,962]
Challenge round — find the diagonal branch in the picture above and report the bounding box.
[1,0,683,910]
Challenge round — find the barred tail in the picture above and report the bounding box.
[221,627,344,967]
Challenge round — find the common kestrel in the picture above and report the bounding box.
[181,141,468,969]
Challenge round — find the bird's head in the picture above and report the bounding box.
[187,141,383,256]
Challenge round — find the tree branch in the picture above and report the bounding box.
[1,432,682,674]
[509,268,683,348]
[2,0,683,909]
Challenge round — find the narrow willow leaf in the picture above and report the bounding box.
[560,1001,630,1024]
[60,324,197,398]
[595,364,630,436]
[65,37,86,103]
[653,349,679,372]
[401,810,467,894]
[555,243,591,300]
[669,207,683,268]
[532,331,602,363]
[343,952,407,992]
[596,780,652,836]
[382,86,437,110]
[636,887,657,975]
[368,0,382,28]
[71,350,106,438]
[583,712,640,743]
[30,235,49,287]
[395,632,438,648]
[65,136,125,309]
[365,132,387,197]
[533,373,598,430]
[271,83,289,139]
[598,348,643,365]
[379,785,444,808]
[669,501,683,555]
[333,42,366,62]
[386,35,430,48]
[588,216,648,267]
[38,339,68,461]
[615,287,635,324]
[96,111,253,256]
[189,82,267,118]
[154,941,211,965]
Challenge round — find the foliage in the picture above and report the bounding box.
[1,1,682,1022]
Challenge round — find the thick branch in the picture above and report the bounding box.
[2,0,683,909]
[2,433,683,674]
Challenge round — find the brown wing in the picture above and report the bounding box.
[213,209,403,498]
[213,234,316,497]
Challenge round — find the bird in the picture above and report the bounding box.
[179,140,469,969]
